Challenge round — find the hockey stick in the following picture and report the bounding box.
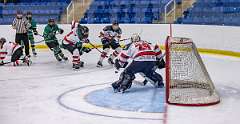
[1,58,27,65]
[37,34,44,37]
[88,42,103,53]
[35,39,64,44]
[88,42,109,58]
[119,38,130,42]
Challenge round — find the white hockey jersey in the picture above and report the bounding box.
[0,42,21,61]
[119,40,162,62]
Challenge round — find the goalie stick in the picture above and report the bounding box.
[0,58,32,66]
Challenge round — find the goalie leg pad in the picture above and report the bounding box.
[156,59,166,69]
[112,71,135,92]
[145,71,164,88]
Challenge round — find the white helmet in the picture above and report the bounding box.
[131,33,140,42]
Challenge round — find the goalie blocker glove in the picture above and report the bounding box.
[156,58,165,69]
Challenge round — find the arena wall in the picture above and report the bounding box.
[1,24,240,57]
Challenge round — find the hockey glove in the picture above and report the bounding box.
[33,29,38,35]
[75,42,82,49]
[82,47,91,53]
[102,40,110,46]
[114,59,128,70]
[83,38,90,43]
[156,58,165,69]
[0,61,4,66]
[59,29,64,34]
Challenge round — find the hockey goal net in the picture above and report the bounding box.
[165,36,220,106]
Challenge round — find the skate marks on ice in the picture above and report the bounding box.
[57,83,165,120]
[0,64,113,81]
[217,83,240,99]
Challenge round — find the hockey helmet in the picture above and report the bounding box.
[131,33,141,42]
[48,18,55,23]
[16,10,23,15]
[82,26,89,33]
[112,20,119,26]
[48,18,55,25]
[16,10,23,18]
[0,37,6,44]
[82,26,89,38]
[26,11,32,15]
[26,11,32,19]
[112,20,119,30]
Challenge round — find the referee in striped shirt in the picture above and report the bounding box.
[12,10,31,57]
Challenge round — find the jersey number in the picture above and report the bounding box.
[135,42,151,51]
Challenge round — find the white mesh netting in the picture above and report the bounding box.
[167,37,220,105]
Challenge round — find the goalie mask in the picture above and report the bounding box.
[131,33,141,43]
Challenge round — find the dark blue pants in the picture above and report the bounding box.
[101,39,120,50]
[125,61,163,83]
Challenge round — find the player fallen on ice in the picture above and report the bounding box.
[0,37,31,66]
[26,11,38,56]
[97,21,122,67]
[43,18,68,62]
[62,21,91,69]
[112,34,164,93]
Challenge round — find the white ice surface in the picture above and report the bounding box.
[0,49,240,124]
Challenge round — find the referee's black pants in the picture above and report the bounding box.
[15,33,29,56]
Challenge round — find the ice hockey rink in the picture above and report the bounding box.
[0,48,240,124]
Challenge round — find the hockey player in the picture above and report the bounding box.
[112,34,164,93]
[62,21,91,69]
[43,18,68,62]
[26,11,38,56]
[97,21,122,67]
[0,37,30,66]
